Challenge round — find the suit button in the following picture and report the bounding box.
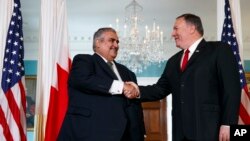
[180,98,184,104]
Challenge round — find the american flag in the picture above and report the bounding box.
[221,0,250,124]
[0,0,27,140]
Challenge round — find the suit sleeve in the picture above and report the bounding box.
[216,43,241,125]
[68,54,113,95]
[139,63,172,102]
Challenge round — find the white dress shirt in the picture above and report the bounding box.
[97,53,124,95]
[180,37,203,67]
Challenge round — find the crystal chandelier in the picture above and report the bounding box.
[114,0,167,73]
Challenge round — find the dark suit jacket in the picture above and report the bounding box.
[140,39,241,141]
[58,53,145,141]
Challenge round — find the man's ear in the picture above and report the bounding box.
[96,39,101,48]
[189,25,196,34]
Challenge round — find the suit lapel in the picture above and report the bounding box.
[184,39,207,71]
[114,62,129,81]
[93,53,118,79]
[176,51,184,73]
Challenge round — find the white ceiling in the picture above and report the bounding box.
[21,0,250,59]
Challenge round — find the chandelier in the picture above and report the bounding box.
[114,0,167,73]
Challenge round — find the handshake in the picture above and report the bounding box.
[123,82,140,99]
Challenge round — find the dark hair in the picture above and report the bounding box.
[93,27,117,51]
[177,13,204,36]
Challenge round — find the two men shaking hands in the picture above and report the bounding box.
[123,82,140,99]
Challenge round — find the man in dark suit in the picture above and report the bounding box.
[126,13,241,141]
[57,27,145,141]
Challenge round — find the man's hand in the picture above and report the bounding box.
[123,81,140,99]
[219,125,230,141]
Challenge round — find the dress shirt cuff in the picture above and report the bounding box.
[109,80,124,95]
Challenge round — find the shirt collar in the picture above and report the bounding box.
[96,53,114,63]
[186,37,203,54]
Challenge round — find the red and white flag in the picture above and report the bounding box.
[0,0,27,141]
[34,0,71,140]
